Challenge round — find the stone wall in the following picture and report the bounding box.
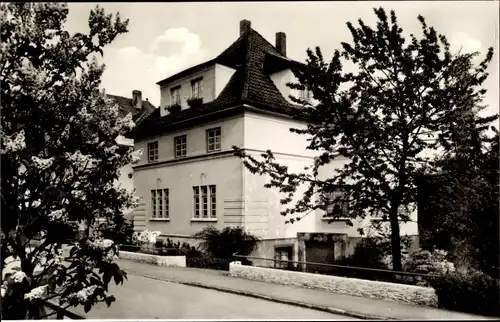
[118,250,186,267]
[229,262,437,307]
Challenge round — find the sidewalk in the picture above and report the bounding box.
[117,259,494,320]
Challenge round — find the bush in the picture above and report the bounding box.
[98,215,135,245]
[400,248,455,286]
[192,226,259,260]
[186,255,232,271]
[431,269,500,317]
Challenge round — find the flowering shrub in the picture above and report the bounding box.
[404,249,455,275]
[400,249,455,286]
[1,3,135,319]
[132,230,162,245]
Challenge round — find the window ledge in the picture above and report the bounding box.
[191,218,217,222]
[150,218,170,222]
[321,217,351,221]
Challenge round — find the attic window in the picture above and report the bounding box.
[170,86,181,105]
[191,77,203,99]
[321,185,352,221]
[299,88,312,102]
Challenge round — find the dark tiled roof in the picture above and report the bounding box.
[132,28,303,140]
[107,94,157,124]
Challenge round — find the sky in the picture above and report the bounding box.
[66,1,499,120]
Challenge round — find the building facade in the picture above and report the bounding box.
[131,20,418,264]
[109,90,156,219]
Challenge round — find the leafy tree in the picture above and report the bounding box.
[418,128,499,277]
[234,7,496,271]
[1,3,141,318]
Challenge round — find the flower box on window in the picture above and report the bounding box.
[187,97,203,108]
[166,103,181,113]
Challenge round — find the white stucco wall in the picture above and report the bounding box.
[134,155,244,236]
[133,115,245,236]
[159,63,236,118]
[269,68,321,106]
[215,64,236,98]
[269,69,298,104]
[134,115,244,166]
[159,65,215,117]
[242,111,418,238]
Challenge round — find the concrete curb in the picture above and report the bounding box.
[126,270,397,321]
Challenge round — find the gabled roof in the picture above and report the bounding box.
[132,28,304,140]
[107,94,156,124]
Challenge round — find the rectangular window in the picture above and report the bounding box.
[151,190,157,218]
[158,189,163,218]
[170,86,181,105]
[193,187,200,218]
[201,186,208,218]
[148,141,158,163]
[174,135,187,158]
[323,186,350,219]
[206,127,221,152]
[151,189,169,219]
[191,78,203,98]
[274,246,293,269]
[163,188,169,219]
[299,88,312,102]
[209,185,216,218]
[192,185,217,219]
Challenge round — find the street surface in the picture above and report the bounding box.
[77,273,355,319]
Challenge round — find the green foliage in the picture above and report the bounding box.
[192,226,259,260]
[431,269,500,317]
[339,238,387,269]
[401,248,455,286]
[1,2,133,318]
[233,7,497,272]
[418,131,499,277]
[98,215,134,246]
[186,255,232,271]
[332,238,395,282]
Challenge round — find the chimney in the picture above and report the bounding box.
[240,19,251,36]
[132,90,142,110]
[276,32,286,56]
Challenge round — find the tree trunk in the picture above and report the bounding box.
[389,204,403,271]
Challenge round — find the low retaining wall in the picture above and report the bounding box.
[118,251,186,267]
[229,262,437,307]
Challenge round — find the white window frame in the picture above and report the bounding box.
[191,77,203,99]
[174,135,187,158]
[192,185,217,221]
[170,86,181,105]
[321,186,351,221]
[147,141,158,163]
[274,246,293,269]
[299,87,312,102]
[151,188,169,220]
[206,127,221,152]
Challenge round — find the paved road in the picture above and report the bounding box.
[78,273,355,319]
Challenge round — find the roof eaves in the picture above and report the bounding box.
[156,58,217,86]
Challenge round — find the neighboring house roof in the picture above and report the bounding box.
[132,27,305,141]
[107,94,157,124]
